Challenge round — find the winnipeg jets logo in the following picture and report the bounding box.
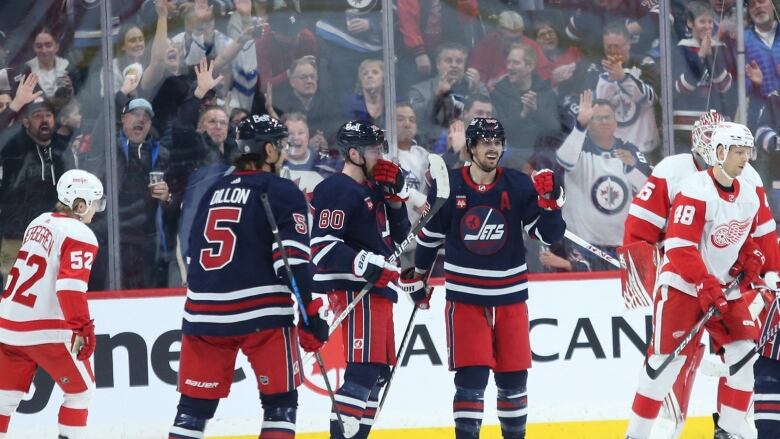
[460,206,507,255]
[591,175,628,215]
[710,217,752,249]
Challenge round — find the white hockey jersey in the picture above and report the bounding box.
[556,124,652,246]
[624,154,780,272]
[0,213,98,346]
[659,169,759,297]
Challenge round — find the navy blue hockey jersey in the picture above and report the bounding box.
[310,173,410,301]
[415,166,566,305]
[184,170,311,336]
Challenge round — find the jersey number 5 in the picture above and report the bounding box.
[200,207,242,271]
[672,205,696,225]
[1,251,47,308]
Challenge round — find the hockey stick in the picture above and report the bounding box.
[728,285,780,376]
[260,194,350,437]
[645,276,742,380]
[374,259,438,422]
[325,154,450,337]
[563,230,621,268]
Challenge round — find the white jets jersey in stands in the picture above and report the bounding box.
[659,170,759,296]
[0,213,98,345]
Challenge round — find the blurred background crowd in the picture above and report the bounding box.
[0,0,777,290]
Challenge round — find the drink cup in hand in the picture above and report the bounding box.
[149,171,164,186]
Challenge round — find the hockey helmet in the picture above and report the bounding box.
[57,169,105,213]
[465,117,506,152]
[336,120,386,157]
[691,110,725,164]
[235,113,289,156]
[705,121,754,167]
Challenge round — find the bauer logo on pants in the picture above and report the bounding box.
[460,206,507,255]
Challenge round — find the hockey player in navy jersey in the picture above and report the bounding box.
[168,114,329,439]
[310,120,411,439]
[402,117,566,439]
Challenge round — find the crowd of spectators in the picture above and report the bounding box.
[1,0,779,289]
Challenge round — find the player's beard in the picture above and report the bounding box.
[472,151,500,173]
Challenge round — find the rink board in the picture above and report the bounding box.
[7,273,724,438]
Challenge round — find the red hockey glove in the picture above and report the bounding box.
[531,168,565,210]
[373,159,410,202]
[353,250,400,288]
[299,298,329,353]
[399,267,431,310]
[696,275,728,319]
[729,242,765,289]
[71,320,96,360]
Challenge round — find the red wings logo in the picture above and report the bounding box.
[710,217,752,248]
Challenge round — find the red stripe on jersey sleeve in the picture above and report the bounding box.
[666,195,708,284]
[623,215,664,245]
[57,291,90,329]
[57,237,99,288]
[624,175,670,245]
[666,195,707,245]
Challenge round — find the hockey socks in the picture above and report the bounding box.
[754,356,780,438]
[453,367,490,439]
[0,390,23,439]
[331,363,383,439]
[260,391,298,439]
[355,367,389,439]
[717,340,756,437]
[169,396,218,439]
[495,371,528,439]
[626,354,686,438]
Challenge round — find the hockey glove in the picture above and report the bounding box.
[729,241,765,289]
[696,275,728,319]
[399,267,431,310]
[71,320,96,360]
[299,297,329,353]
[531,168,565,210]
[373,159,410,203]
[353,250,400,288]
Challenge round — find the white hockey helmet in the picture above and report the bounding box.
[57,169,106,214]
[705,121,754,167]
[691,109,725,165]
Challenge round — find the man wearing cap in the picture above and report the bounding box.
[111,97,172,289]
[0,96,68,277]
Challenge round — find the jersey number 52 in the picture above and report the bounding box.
[2,251,47,308]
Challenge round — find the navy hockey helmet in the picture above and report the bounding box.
[465,117,506,153]
[336,120,387,157]
[235,113,288,156]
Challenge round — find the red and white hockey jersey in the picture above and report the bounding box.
[658,169,759,296]
[624,154,780,273]
[0,213,98,346]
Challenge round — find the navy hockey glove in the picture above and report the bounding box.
[729,241,765,290]
[299,297,329,353]
[373,159,410,202]
[353,250,400,288]
[532,168,565,210]
[696,275,728,319]
[399,267,431,309]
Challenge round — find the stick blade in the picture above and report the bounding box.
[427,154,450,200]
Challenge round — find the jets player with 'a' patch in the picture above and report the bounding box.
[169,115,329,439]
[400,118,566,439]
[310,120,411,439]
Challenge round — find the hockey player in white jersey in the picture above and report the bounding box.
[625,122,764,439]
[0,169,104,439]
[623,112,780,438]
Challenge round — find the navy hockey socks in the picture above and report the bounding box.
[260,391,298,439]
[453,367,490,439]
[169,396,218,439]
[331,363,382,439]
[495,371,528,439]
[355,366,389,439]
